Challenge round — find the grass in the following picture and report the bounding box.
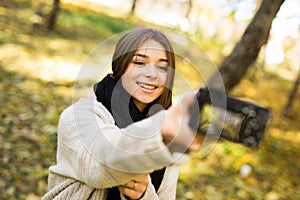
[0,0,300,199]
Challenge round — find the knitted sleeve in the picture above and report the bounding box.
[50,97,187,189]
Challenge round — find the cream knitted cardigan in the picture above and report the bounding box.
[42,96,189,200]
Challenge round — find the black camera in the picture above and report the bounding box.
[189,88,271,147]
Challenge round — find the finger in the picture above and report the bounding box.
[180,92,197,114]
[118,185,141,199]
[118,181,147,199]
[122,180,136,190]
[132,174,149,183]
[133,181,147,193]
[177,92,198,131]
[169,122,201,153]
[182,91,196,104]
[189,138,201,152]
[121,180,147,193]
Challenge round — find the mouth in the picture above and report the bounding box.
[137,82,159,90]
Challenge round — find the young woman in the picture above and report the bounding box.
[42,27,201,200]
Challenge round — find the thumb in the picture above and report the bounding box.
[180,92,197,116]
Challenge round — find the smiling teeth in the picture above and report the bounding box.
[139,83,156,90]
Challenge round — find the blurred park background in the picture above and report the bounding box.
[0,0,300,199]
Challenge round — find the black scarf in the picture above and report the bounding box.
[93,74,166,199]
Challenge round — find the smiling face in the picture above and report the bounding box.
[121,39,169,111]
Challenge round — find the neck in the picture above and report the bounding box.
[132,98,147,112]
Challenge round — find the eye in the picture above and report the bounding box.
[133,61,145,66]
[156,65,169,72]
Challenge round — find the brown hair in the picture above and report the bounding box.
[112,27,175,109]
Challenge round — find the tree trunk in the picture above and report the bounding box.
[208,0,284,92]
[282,68,300,118]
[186,0,193,18]
[131,0,138,15]
[45,0,60,30]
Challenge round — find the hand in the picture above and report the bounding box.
[162,92,201,153]
[118,174,149,200]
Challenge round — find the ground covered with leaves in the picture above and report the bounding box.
[0,66,70,199]
[1,0,300,199]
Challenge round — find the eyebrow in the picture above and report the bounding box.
[134,53,168,63]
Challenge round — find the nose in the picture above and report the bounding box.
[144,63,157,79]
